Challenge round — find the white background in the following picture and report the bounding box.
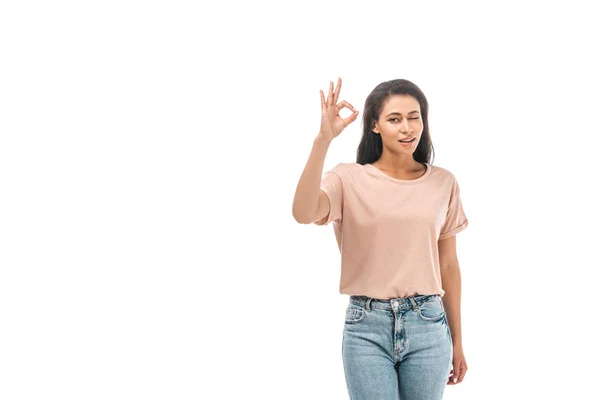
[1,1,599,399]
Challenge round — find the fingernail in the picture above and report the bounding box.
[453,378,457,383]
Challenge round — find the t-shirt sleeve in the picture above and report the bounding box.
[313,169,343,226]
[439,177,468,240]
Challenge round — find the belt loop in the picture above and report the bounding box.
[365,297,372,311]
[408,296,418,311]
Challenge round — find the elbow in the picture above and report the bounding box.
[293,213,313,224]
[292,199,317,224]
[292,208,314,224]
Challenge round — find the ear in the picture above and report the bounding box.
[372,121,380,134]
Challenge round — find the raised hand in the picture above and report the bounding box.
[319,77,359,141]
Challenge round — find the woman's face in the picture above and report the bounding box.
[372,95,423,153]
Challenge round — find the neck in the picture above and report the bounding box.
[374,154,423,171]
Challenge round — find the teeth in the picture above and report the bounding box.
[400,137,414,142]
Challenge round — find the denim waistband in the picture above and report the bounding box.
[349,294,440,311]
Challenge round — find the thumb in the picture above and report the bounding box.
[342,110,359,127]
[451,363,461,383]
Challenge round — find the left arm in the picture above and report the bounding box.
[439,235,462,350]
[438,176,469,384]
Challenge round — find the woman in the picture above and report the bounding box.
[292,77,469,399]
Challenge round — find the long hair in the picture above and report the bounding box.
[356,79,435,165]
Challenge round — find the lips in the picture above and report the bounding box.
[398,137,415,143]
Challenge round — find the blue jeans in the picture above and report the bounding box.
[342,294,453,399]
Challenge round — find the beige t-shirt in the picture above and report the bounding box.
[314,162,468,299]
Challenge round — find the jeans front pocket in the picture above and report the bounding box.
[344,303,366,324]
[416,297,446,322]
[443,314,453,345]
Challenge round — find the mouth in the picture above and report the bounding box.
[398,137,416,144]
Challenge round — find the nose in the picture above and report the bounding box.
[399,117,411,132]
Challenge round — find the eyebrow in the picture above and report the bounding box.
[386,111,420,117]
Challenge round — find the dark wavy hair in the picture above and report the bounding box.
[356,79,435,166]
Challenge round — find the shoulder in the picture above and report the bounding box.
[429,164,458,183]
[325,162,363,177]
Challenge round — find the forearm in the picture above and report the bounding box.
[292,134,332,223]
[441,267,462,348]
